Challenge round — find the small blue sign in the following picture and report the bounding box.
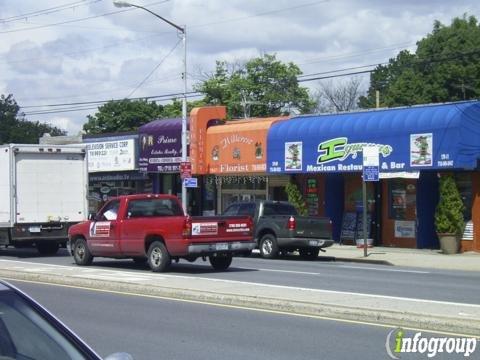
[184,177,198,188]
[363,166,379,182]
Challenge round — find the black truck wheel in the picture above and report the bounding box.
[73,238,93,265]
[209,254,233,271]
[36,242,59,256]
[259,234,279,259]
[147,241,171,272]
[299,248,319,260]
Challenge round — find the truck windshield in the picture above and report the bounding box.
[263,203,298,216]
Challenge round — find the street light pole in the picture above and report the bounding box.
[113,1,188,213]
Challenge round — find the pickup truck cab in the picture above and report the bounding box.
[223,201,333,259]
[68,194,255,272]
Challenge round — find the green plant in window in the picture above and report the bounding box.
[285,181,308,216]
[435,174,465,235]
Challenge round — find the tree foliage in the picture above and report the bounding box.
[360,15,480,108]
[83,98,206,135]
[195,54,315,118]
[0,94,66,144]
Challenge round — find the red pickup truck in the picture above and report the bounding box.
[67,194,255,272]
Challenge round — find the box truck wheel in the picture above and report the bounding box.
[36,242,59,256]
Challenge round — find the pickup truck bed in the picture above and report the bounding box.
[223,201,333,259]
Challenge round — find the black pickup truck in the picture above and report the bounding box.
[222,201,333,259]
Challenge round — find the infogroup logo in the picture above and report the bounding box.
[385,328,478,359]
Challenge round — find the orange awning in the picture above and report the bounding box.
[206,117,287,174]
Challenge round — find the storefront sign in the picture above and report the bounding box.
[394,220,416,238]
[267,102,480,174]
[206,118,285,174]
[86,139,135,173]
[138,119,184,173]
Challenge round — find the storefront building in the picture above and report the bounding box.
[190,106,289,214]
[138,118,203,215]
[83,133,150,213]
[267,101,480,251]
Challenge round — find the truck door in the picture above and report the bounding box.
[87,200,121,256]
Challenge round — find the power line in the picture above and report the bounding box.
[126,38,182,98]
[0,0,170,35]
[0,1,98,24]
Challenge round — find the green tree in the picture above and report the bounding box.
[359,15,480,108]
[0,94,66,144]
[84,98,206,135]
[195,54,315,118]
[83,99,165,134]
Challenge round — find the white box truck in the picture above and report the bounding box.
[0,144,88,255]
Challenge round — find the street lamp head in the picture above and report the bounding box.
[113,1,132,8]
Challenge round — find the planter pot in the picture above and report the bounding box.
[356,238,374,248]
[437,233,460,254]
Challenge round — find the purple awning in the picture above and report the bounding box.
[138,118,189,173]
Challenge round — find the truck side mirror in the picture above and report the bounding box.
[88,212,97,221]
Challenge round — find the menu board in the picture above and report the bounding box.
[340,212,357,242]
[355,213,372,240]
[340,211,373,243]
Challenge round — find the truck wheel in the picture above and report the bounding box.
[209,255,232,271]
[36,242,59,256]
[147,241,171,272]
[73,238,93,266]
[132,257,147,264]
[259,234,279,259]
[299,248,319,260]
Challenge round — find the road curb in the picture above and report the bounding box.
[1,269,478,337]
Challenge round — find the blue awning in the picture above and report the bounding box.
[267,101,480,174]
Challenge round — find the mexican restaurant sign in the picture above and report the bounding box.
[268,132,451,174]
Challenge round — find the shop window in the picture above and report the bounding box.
[388,179,416,220]
[455,173,472,221]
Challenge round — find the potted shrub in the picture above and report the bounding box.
[434,174,465,254]
[285,181,308,216]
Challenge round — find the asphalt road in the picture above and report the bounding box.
[9,280,473,360]
[1,247,479,305]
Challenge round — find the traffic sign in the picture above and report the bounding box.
[362,146,379,182]
[183,177,198,188]
[180,161,192,179]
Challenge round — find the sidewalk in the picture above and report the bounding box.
[326,244,480,272]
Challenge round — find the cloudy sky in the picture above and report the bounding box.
[0,0,478,135]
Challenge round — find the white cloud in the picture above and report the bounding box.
[0,0,478,135]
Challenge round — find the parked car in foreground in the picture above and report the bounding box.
[0,279,131,360]
[223,201,333,259]
[68,194,255,272]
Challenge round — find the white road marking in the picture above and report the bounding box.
[0,259,476,309]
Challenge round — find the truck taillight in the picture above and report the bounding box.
[287,216,296,231]
[183,217,192,237]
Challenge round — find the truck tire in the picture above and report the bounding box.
[209,255,232,271]
[73,238,93,266]
[299,248,319,260]
[36,242,59,256]
[147,241,171,272]
[259,234,279,259]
